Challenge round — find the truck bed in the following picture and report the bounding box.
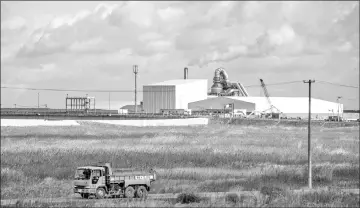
[112,171,151,176]
[109,172,155,183]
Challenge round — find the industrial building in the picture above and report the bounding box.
[141,67,344,118]
[142,79,208,113]
[189,96,343,119]
[188,97,255,113]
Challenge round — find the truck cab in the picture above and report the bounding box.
[73,163,156,199]
[73,166,106,199]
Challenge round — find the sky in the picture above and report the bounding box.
[1,1,359,110]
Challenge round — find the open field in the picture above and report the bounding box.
[1,122,359,207]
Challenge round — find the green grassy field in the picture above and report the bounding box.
[1,122,359,207]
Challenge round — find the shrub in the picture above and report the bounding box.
[260,185,286,204]
[341,193,360,207]
[225,193,240,204]
[300,190,339,205]
[176,192,201,204]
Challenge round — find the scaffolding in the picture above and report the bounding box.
[65,94,95,112]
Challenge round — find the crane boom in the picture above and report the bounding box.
[259,79,281,116]
[260,79,274,113]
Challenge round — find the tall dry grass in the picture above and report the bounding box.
[1,123,359,205]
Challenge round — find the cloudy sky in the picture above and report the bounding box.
[1,1,359,109]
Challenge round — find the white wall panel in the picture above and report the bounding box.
[143,79,207,113]
[176,80,208,109]
[230,97,343,115]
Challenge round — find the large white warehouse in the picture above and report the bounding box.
[190,96,343,118]
[143,79,208,113]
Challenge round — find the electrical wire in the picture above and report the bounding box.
[1,80,356,93]
[0,80,305,92]
[316,80,359,89]
[244,81,303,88]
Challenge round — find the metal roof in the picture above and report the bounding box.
[145,79,207,86]
[225,96,332,103]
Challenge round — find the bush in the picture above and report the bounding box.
[225,193,240,204]
[176,192,201,204]
[301,190,339,205]
[341,193,360,207]
[260,185,286,204]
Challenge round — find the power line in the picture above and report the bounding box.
[1,86,136,92]
[245,80,303,88]
[316,80,359,89]
[1,81,304,92]
[1,80,356,92]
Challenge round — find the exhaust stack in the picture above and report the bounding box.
[184,67,188,79]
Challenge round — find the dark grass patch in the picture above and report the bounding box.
[333,165,360,180]
[300,190,342,205]
[225,193,241,204]
[176,192,201,204]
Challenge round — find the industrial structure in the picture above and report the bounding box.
[209,67,249,96]
[140,66,344,119]
[65,94,95,112]
[190,96,343,119]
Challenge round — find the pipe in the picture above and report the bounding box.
[184,67,188,79]
[238,83,249,96]
[233,82,249,97]
[214,67,229,82]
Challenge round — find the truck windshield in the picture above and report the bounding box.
[75,168,91,180]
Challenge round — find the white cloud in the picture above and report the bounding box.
[1,1,358,109]
[157,7,184,21]
[337,41,353,52]
[69,37,105,52]
[1,16,26,30]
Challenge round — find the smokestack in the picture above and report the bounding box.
[184,67,188,79]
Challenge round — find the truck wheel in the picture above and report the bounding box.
[136,186,148,199]
[81,193,89,199]
[96,188,106,199]
[124,186,135,199]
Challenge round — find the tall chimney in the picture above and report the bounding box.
[184,67,188,79]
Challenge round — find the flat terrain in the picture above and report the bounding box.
[1,122,359,207]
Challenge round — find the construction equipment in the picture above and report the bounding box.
[259,79,282,119]
[209,67,249,97]
[73,163,156,199]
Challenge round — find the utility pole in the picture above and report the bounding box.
[337,96,342,122]
[303,79,315,189]
[133,65,139,113]
[38,92,40,108]
[109,92,111,110]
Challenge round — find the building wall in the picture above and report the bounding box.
[143,86,176,113]
[228,96,343,118]
[176,80,208,110]
[143,80,207,114]
[188,97,255,112]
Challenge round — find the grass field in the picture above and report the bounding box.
[1,121,359,207]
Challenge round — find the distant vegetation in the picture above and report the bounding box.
[1,122,359,207]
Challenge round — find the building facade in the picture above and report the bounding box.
[143,79,208,113]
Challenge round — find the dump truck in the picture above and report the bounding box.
[73,163,156,199]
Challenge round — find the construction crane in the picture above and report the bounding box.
[259,79,282,119]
